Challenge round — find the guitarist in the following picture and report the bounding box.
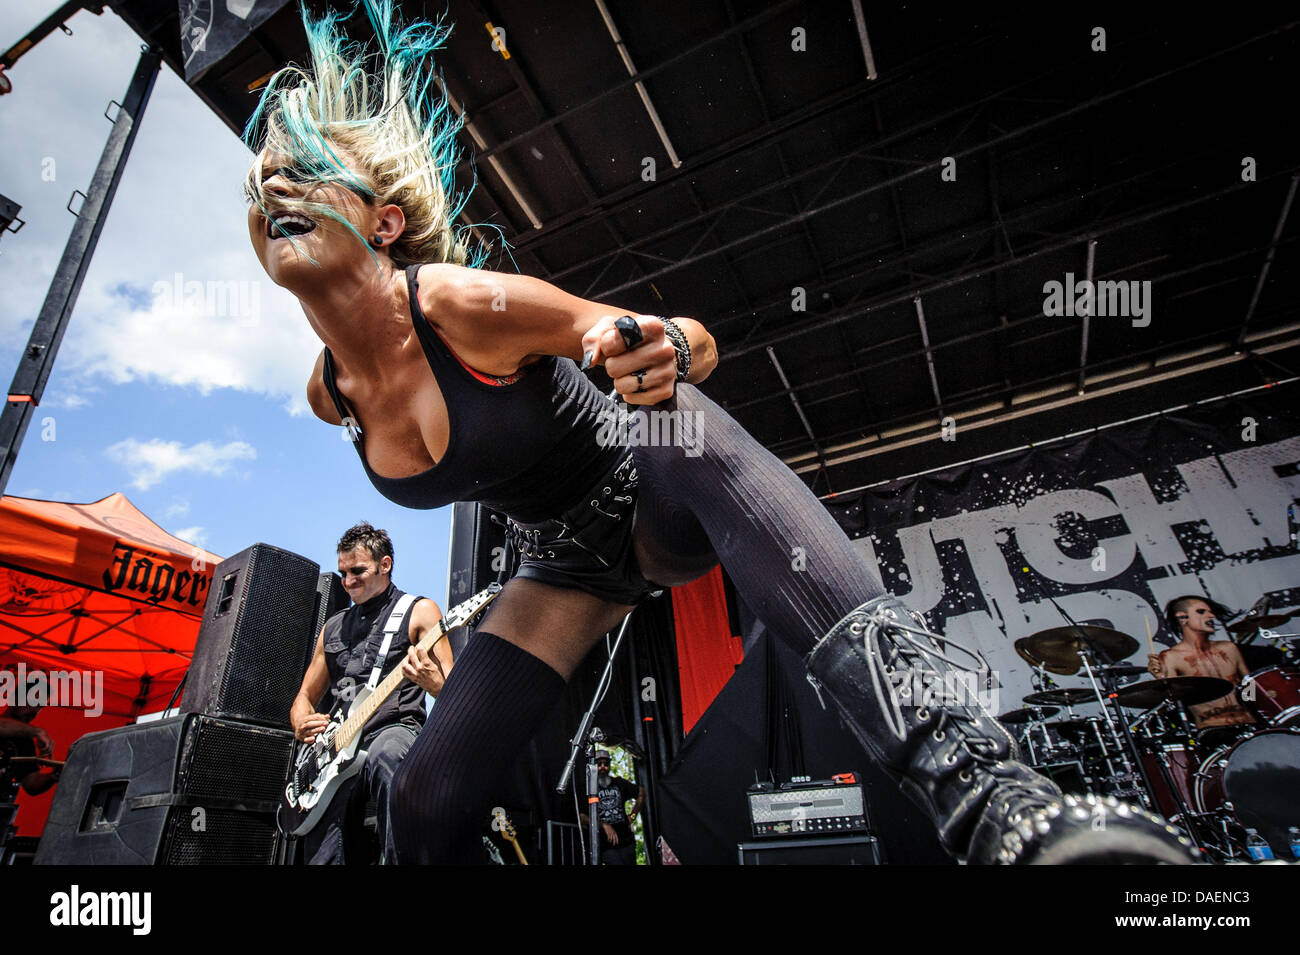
[290,522,451,864]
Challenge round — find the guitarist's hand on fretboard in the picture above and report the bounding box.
[401,644,448,696]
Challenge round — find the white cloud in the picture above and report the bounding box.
[44,390,93,410]
[170,526,209,548]
[105,437,256,490]
[162,498,191,520]
[61,269,321,415]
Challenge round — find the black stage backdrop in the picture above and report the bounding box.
[822,384,1300,715]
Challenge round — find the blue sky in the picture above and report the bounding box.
[0,3,454,604]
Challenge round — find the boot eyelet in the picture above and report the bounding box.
[849,622,864,635]
[944,752,958,765]
[958,769,972,782]
[932,730,946,742]
[916,707,930,722]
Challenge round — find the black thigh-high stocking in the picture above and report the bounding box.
[632,382,887,655]
[388,630,565,864]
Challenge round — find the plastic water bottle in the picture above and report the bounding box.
[1245,828,1274,861]
[1288,827,1300,860]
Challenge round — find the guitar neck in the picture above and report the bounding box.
[333,619,448,752]
[507,835,528,866]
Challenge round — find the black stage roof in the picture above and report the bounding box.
[102,2,1300,491]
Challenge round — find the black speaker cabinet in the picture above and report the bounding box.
[738,835,882,865]
[183,543,320,729]
[446,502,508,656]
[34,715,293,865]
[309,572,350,668]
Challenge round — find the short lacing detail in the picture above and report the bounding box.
[506,520,567,559]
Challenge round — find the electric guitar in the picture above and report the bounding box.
[277,583,502,836]
[492,806,528,865]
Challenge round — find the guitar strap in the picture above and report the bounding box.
[366,592,418,690]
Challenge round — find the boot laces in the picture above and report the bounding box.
[849,600,1002,761]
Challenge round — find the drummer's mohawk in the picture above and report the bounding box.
[241,0,498,269]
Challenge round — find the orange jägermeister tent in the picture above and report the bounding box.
[0,492,222,835]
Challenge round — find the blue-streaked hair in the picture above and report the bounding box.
[242,0,494,269]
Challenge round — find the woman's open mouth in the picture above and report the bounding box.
[267,213,317,239]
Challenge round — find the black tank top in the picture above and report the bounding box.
[321,264,624,523]
[322,582,427,734]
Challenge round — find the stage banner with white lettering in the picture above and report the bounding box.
[821,385,1300,712]
[178,0,292,82]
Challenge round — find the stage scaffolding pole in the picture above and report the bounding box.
[0,44,161,495]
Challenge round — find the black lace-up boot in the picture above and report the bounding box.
[806,596,1197,864]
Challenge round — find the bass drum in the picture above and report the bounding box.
[1195,728,1300,855]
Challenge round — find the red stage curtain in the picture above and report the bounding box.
[671,567,743,734]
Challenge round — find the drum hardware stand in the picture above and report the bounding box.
[1044,599,1173,826]
[1135,698,1206,849]
[1074,638,1150,800]
[1257,629,1299,666]
[1022,664,1058,764]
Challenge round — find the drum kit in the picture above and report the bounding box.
[999,607,1300,862]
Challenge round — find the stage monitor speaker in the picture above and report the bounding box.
[447,502,507,655]
[737,835,882,865]
[35,715,293,865]
[309,572,350,668]
[183,543,320,729]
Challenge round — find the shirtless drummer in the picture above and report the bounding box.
[1148,595,1256,749]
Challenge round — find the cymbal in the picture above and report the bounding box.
[1015,627,1139,674]
[997,705,1060,724]
[1023,688,1097,706]
[1226,613,1292,634]
[1113,677,1234,709]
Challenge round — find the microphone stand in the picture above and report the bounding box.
[585,749,602,866]
[555,609,637,865]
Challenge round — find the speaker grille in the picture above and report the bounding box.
[180,717,293,804]
[217,547,317,724]
[163,808,280,865]
[185,543,319,729]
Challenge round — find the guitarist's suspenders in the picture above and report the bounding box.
[366,593,418,691]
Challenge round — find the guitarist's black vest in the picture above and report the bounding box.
[322,582,427,737]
